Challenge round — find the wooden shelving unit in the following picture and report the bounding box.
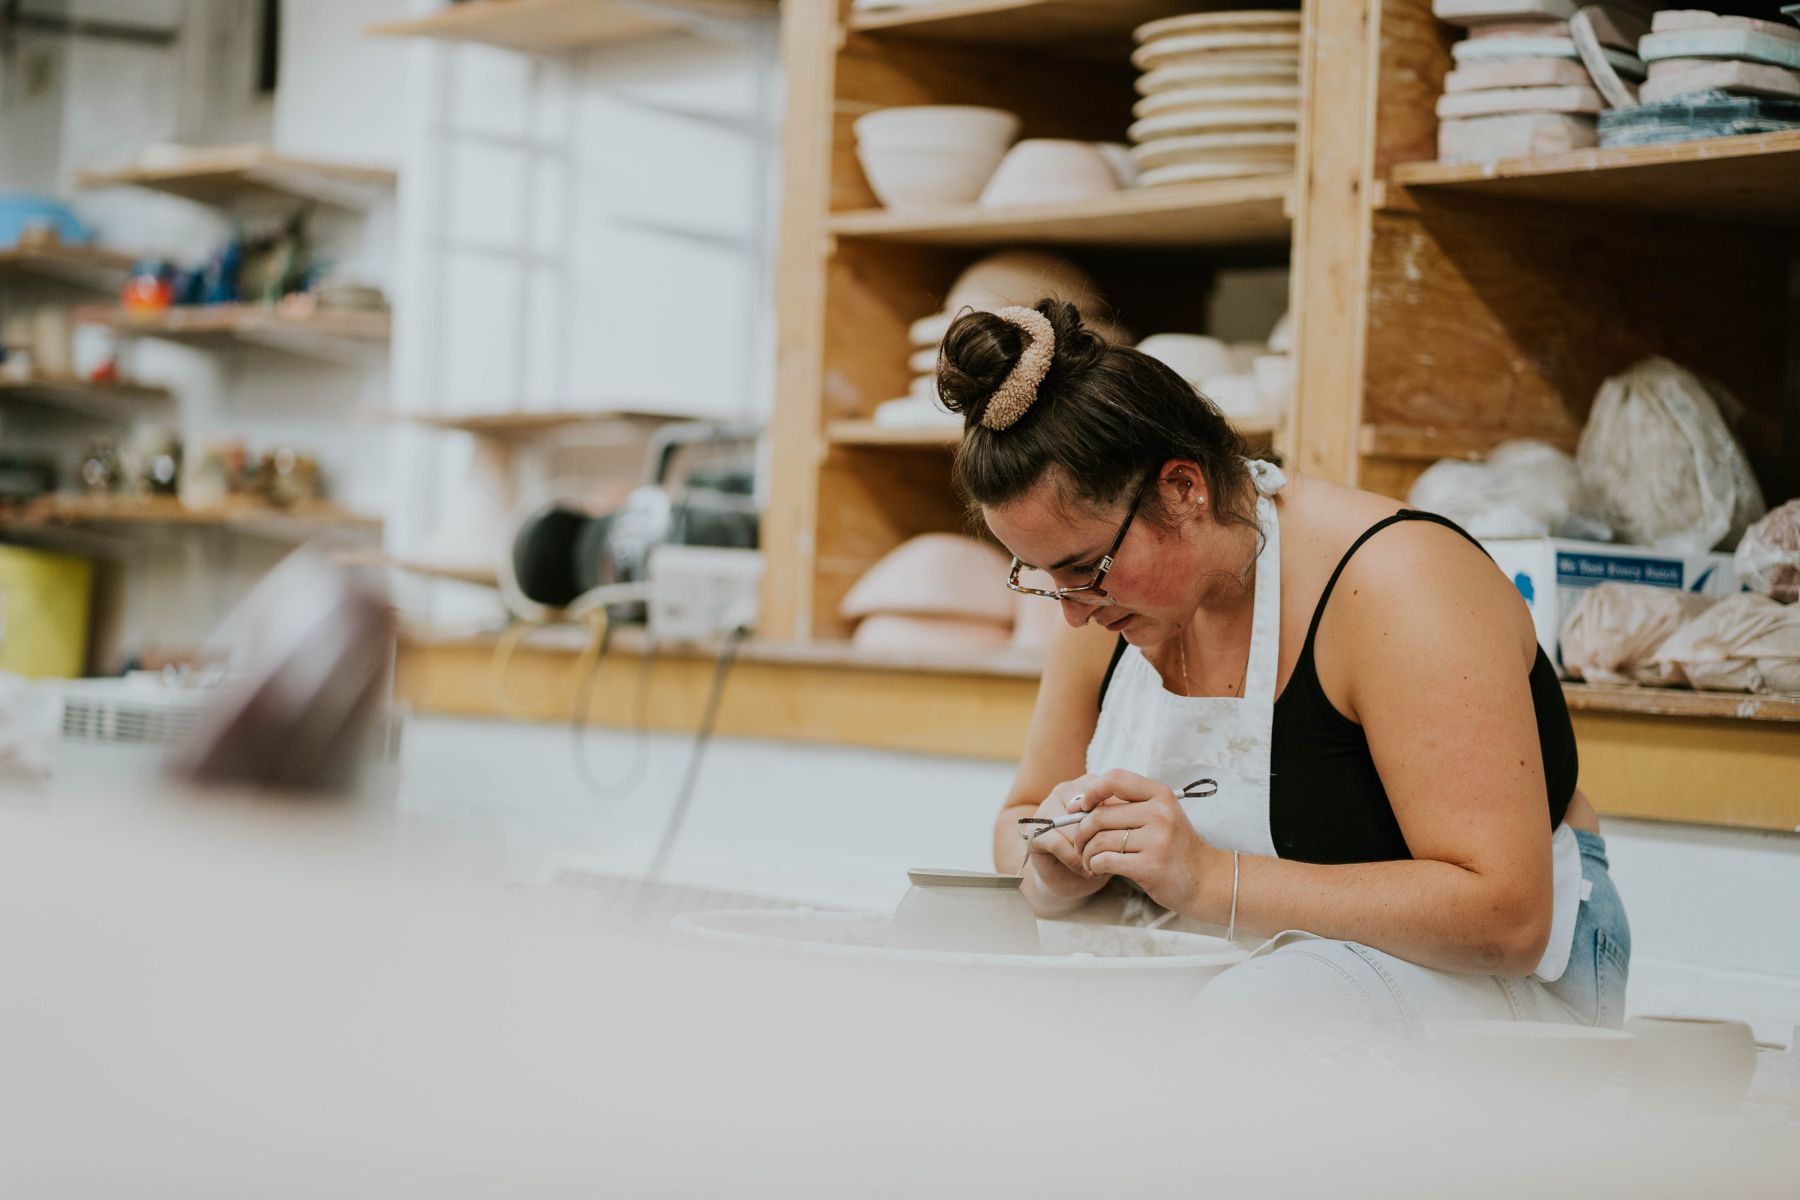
[0,244,136,293]
[764,0,1301,648]
[0,377,171,419]
[1561,683,1800,725]
[367,0,775,55]
[827,176,1294,248]
[76,145,396,211]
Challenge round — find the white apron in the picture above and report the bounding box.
[1083,460,1582,981]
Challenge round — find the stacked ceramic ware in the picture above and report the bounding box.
[1637,9,1800,105]
[1433,1,1647,163]
[1127,9,1303,188]
[1135,308,1293,429]
[853,105,1020,210]
[875,251,1130,428]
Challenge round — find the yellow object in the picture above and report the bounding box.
[0,545,94,678]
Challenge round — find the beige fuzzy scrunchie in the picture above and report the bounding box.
[979,306,1055,431]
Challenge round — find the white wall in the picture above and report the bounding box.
[398,713,1800,1047]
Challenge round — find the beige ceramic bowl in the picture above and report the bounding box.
[853,613,1014,653]
[977,139,1121,207]
[840,532,1015,624]
[890,869,1042,955]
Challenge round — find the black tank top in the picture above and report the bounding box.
[1098,510,1578,865]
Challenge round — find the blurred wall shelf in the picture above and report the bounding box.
[0,377,172,419]
[334,552,500,588]
[92,304,391,359]
[76,145,397,211]
[366,0,777,55]
[0,245,137,293]
[3,494,380,541]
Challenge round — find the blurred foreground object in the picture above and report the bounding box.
[166,549,396,796]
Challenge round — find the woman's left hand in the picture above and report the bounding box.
[1064,769,1225,919]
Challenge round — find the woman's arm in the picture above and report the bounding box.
[1068,525,1556,975]
[992,617,1118,916]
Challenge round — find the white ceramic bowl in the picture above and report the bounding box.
[854,613,1013,652]
[907,345,939,374]
[1136,333,1234,383]
[853,105,1021,151]
[857,142,1007,210]
[977,139,1120,207]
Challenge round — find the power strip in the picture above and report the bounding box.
[646,546,763,642]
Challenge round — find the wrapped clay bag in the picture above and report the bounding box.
[1576,357,1765,552]
[1560,582,1715,686]
[840,533,1014,627]
[1409,440,1609,540]
[1652,593,1800,695]
[1735,499,1800,603]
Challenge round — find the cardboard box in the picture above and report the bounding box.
[1481,538,1741,671]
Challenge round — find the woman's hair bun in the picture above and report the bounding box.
[935,298,1105,428]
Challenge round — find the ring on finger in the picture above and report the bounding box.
[1121,828,1131,854]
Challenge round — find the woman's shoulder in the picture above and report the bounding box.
[1281,474,1538,667]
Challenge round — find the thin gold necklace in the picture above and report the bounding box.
[1175,625,1242,697]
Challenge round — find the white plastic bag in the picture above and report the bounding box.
[1576,357,1766,552]
[1408,439,1609,540]
[1735,499,1800,603]
[1653,592,1800,695]
[1559,582,1714,687]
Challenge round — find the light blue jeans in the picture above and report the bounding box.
[1189,831,1632,1032]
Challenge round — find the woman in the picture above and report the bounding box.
[941,300,1630,1031]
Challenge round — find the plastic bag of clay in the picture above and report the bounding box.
[1576,357,1766,552]
[1735,499,1800,603]
[1559,582,1715,686]
[1652,592,1800,695]
[1408,440,1609,540]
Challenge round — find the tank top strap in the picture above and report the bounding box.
[1300,509,1492,651]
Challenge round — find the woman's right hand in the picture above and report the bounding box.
[1019,779,1110,909]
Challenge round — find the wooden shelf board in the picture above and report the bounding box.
[1360,422,1578,462]
[0,244,136,293]
[96,304,391,348]
[337,552,500,587]
[399,408,678,440]
[827,420,961,447]
[846,0,1234,55]
[1389,130,1800,228]
[827,176,1295,248]
[5,494,380,533]
[367,0,773,55]
[1562,682,1800,725]
[76,145,396,211]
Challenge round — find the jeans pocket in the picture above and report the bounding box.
[1593,928,1630,1029]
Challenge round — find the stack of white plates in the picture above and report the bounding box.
[1127,10,1303,187]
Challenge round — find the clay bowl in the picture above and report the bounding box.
[890,869,1042,955]
[853,104,1020,152]
[977,139,1120,207]
[857,142,1006,210]
[1624,1015,1758,1112]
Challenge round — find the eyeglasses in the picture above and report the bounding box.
[1006,474,1152,607]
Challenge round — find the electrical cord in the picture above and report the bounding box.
[645,623,749,883]
[487,614,607,718]
[568,619,658,801]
